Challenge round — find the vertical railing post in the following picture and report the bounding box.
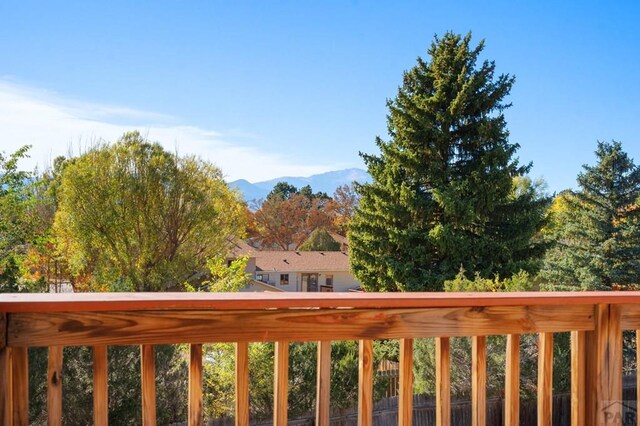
[235,342,249,426]
[48,346,64,426]
[584,330,597,426]
[12,346,28,425]
[504,334,520,426]
[358,339,373,426]
[399,338,414,426]
[472,336,486,426]
[188,344,203,426]
[140,344,156,426]
[571,331,586,426]
[316,340,331,426]
[0,313,12,426]
[537,332,553,426]
[637,330,640,426]
[274,341,289,426]
[591,304,622,425]
[93,345,108,426]
[436,337,450,426]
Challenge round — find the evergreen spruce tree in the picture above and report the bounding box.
[541,141,640,290]
[349,33,549,291]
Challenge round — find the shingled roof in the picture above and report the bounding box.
[254,251,350,272]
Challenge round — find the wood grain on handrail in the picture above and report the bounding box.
[9,304,595,347]
[0,291,639,313]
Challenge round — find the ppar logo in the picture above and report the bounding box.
[601,401,637,425]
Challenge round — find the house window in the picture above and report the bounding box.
[256,273,269,283]
[280,274,289,285]
[325,274,333,287]
[301,273,319,292]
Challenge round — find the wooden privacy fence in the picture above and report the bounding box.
[1,291,640,425]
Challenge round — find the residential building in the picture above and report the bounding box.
[229,240,361,292]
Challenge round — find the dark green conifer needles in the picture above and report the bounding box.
[349,32,549,291]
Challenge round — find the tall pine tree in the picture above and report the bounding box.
[541,141,640,290]
[349,33,549,291]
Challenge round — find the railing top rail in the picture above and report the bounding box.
[0,291,637,313]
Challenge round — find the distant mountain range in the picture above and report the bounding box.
[229,168,371,203]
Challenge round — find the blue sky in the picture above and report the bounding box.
[1,1,638,191]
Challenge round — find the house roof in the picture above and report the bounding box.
[254,251,350,273]
[242,279,285,292]
[328,232,348,249]
[228,239,256,258]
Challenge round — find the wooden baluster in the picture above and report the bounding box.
[472,336,486,426]
[399,338,413,426]
[316,340,331,426]
[188,344,203,426]
[48,346,63,426]
[93,345,108,426]
[274,341,289,426]
[140,345,156,426]
[0,311,12,426]
[571,331,586,426]
[436,337,450,426]
[235,342,249,426]
[584,330,596,426]
[637,330,640,426]
[11,346,28,426]
[593,304,622,425]
[537,332,553,426]
[504,334,520,426]
[0,347,11,425]
[358,339,373,426]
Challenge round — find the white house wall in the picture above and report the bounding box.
[250,269,360,292]
[330,271,360,292]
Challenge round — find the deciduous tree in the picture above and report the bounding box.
[253,184,334,250]
[0,146,45,292]
[53,131,246,291]
[329,183,359,235]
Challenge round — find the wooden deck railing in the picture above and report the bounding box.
[1,291,639,425]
